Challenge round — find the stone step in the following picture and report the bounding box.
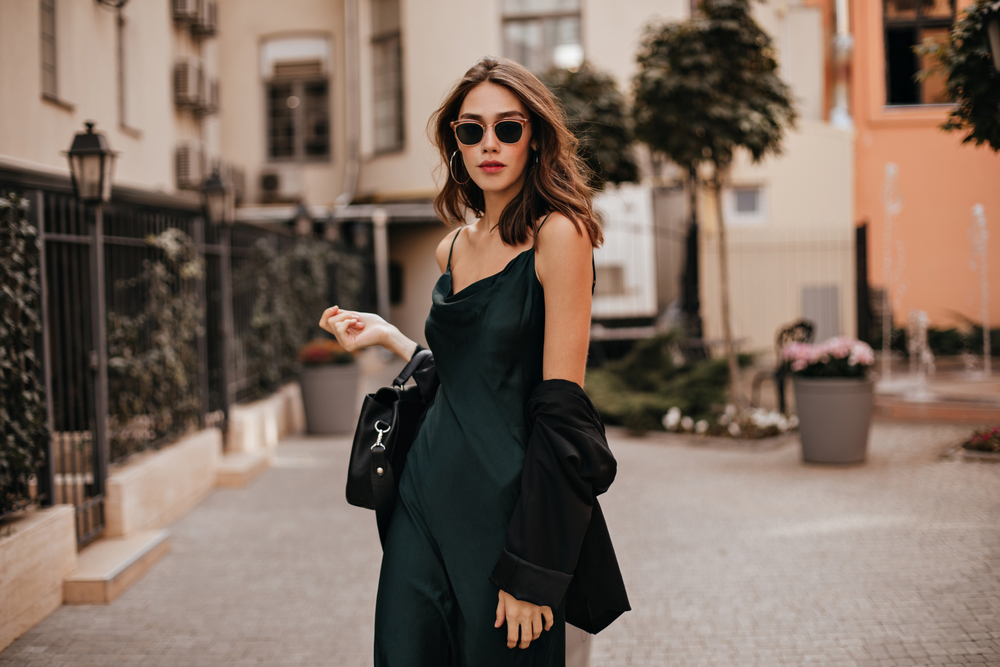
[216,450,270,488]
[63,529,170,604]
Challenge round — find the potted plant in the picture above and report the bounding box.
[298,338,360,434]
[782,337,876,464]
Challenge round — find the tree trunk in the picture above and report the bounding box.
[714,173,744,411]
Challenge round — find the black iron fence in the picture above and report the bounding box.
[2,182,366,548]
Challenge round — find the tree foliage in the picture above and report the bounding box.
[633,0,797,173]
[540,62,639,190]
[0,194,49,516]
[916,0,1000,152]
[631,0,796,409]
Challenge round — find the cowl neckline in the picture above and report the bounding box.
[441,246,534,302]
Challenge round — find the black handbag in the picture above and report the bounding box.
[346,345,436,510]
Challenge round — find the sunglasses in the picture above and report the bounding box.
[449,117,529,146]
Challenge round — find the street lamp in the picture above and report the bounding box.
[202,169,234,225]
[64,121,117,202]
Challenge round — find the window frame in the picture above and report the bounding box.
[40,0,57,100]
[265,77,332,164]
[882,0,956,107]
[500,0,585,74]
[371,25,405,155]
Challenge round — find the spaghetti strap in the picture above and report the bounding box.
[447,228,462,271]
[536,212,553,234]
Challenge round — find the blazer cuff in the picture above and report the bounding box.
[490,549,573,609]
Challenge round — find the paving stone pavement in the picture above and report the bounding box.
[2,421,998,667]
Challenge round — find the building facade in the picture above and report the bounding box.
[851,0,1000,335]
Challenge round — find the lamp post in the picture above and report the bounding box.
[201,169,237,417]
[202,169,234,225]
[64,121,117,524]
[65,121,117,203]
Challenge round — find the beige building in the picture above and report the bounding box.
[0,0,856,356]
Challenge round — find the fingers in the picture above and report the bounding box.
[542,606,554,632]
[495,593,505,629]
[531,616,542,641]
[506,618,519,649]
[518,619,532,649]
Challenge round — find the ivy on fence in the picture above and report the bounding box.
[240,236,364,400]
[106,228,204,461]
[0,194,49,517]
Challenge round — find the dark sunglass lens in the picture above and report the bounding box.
[456,123,484,145]
[495,121,523,144]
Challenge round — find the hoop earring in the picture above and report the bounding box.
[450,150,470,185]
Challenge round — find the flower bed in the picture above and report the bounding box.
[962,427,1000,453]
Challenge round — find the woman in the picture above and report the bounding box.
[320,56,624,666]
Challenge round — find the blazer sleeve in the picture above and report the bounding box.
[489,378,618,610]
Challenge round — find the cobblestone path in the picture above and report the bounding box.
[1,422,997,666]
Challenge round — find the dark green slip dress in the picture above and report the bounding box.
[374,215,570,667]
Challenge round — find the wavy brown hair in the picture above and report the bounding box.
[430,56,603,248]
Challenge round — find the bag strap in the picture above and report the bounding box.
[393,346,433,388]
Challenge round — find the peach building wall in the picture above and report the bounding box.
[852,0,1000,330]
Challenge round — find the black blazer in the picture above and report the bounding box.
[489,378,630,634]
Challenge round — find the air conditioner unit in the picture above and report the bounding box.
[176,142,205,190]
[196,78,219,115]
[173,0,199,22]
[259,166,302,204]
[174,58,204,108]
[191,0,217,37]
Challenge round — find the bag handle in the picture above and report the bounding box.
[393,346,433,388]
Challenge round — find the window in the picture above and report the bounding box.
[502,0,583,73]
[594,265,626,297]
[41,0,56,98]
[883,0,955,105]
[724,185,767,226]
[261,37,332,161]
[267,80,329,160]
[372,0,404,153]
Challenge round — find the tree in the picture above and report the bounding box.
[540,62,639,190]
[916,0,1000,152]
[633,0,797,409]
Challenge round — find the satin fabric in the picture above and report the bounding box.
[374,223,564,666]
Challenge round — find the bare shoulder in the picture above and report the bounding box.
[534,211,593,289]
[435,227,462,274]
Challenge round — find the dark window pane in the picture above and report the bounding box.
[886,28,918,105]
[268,83,295,158]
[303,81,329,157]
[41,0,57,97]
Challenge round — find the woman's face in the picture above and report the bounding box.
[455,81,537,198]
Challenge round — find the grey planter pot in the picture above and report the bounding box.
[299,363,361,435]
[792,376,874,464]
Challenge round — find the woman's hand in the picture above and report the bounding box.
[319,306,391,353]
[319,306,419,361]
[495,589,554,649]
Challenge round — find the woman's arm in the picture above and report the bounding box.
[319,306,419,362]
[319,229,458,362]
[533,212,594,387]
